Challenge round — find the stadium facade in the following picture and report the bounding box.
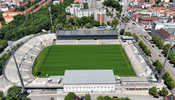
[63,70,116,93]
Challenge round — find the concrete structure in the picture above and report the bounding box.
[63,70,116,93]
[94,10,105,25]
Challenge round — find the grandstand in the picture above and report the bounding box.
[56,30,119,44]
[4,34,55,85]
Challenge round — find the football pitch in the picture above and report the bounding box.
[33,45,136,77]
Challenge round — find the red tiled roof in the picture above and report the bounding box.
[75,0,81,2]
[5,22,8,24]
[150,0,155,2]
[157,28,175,39]
[147,7,167,10]
[171,13,175,16]
[43,0,52,5]
[141,17,159,20]
[128,8,134,11]
[164,2,171,4]
[166,10,174,12]
[32,6,41,13]
[160,12,165,14]
[144,2,154,4]
[3,12,23,14]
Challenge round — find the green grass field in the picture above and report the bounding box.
[33,45,136,77]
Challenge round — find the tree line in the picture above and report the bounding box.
[0,0,73,52]
[153,60,175,90]
[103,0,123,13]
[139,41,151,55]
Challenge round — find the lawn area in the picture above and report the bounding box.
[32,45,136,77]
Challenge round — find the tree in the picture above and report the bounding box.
[159,87,168,96]
[153,60,159,66]
[125,32,132,36]
[111,18,118,27]
[85,23,91,28]
[0,91,4,100]
[157,40,164,49]
[163,72,170,79]
[64,92,76,100]
[146,49,151,55]
[133,33,139,41]
[85,93,91,100]
[103,96,111,100]
[120,29,124,35]
[6,86,22,100]
[97,96,104,100]
[94,21,100,27]
[149,86,158,95]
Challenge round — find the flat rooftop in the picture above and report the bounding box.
[63,70,116,84]
[56,30,119,36]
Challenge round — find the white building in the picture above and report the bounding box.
[0,6,9,12]
[65,4,84,15]
[151,18,175,36]
[63,70,116,93]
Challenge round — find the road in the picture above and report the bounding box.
[27,90,161,100]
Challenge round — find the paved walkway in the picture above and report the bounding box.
[27,90,162,100]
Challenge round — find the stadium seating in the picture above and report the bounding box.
[4,34,56,85]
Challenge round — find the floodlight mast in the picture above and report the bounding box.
[49,7,54,33]
[158,37,174,83]
[8,41,25,93]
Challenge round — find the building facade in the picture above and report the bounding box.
[63,70,116,93]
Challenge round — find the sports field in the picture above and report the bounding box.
[33,45,136,77]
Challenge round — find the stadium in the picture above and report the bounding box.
[3,29,164,93]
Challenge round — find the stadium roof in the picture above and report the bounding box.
[63,70,115,84]
[56,30,119,36]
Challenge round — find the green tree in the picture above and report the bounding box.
[6,86,22,100]
[157,40,164,49]
[133,33,139,41]
[64,92,76,100]
[85,23,91,28]
[125,32,132,36]
[103,96,111,100]
[149,86,158,95]
[111,18,118,27]
[159,87,168,96]
[85,93,91,100]
[163,72,170,79]
[94,21,100,27]
[153,60,159,66]
[97,96,104,100]
[120,29,124,35]
[0,91,4,100]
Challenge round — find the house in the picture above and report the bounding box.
[163,2,172,7]
[165,10,175,17]
[144,2,154,8]
[0,6,9,12]
[138,17,159,29]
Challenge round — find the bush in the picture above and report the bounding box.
[125,32,132,36]
[149,86,158,95]
[85,23,91,28]
[133,33,138,41]
[85,93,91,100]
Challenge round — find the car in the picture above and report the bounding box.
[159,55,161,57]
[122,96,127,98]
[154,96,159,98]
[81,96,85,99]
[113,96,118,98]
[152,45,154,47]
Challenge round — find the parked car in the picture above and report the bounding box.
[154,96,159,98]
[159,55,161,57]
[122,96,127,98]
[152,45,154,47]
[113,96,118,98]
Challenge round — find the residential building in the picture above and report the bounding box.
[154,28,175,45]
[151,17,175,36]
[144,2,154,8]
[94,9,105,25]
[163,2,172,7]
[0,6,9,12]
[2,0,51,24]
[65,4,84,15]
